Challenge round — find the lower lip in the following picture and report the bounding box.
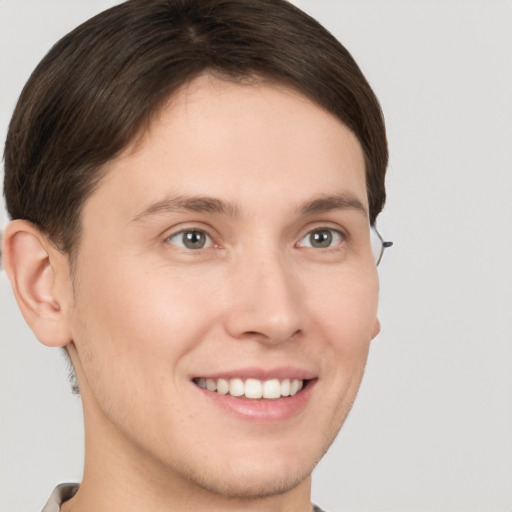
[194,380,316,422]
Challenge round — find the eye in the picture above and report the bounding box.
[166,229,213,250]
[297,228,345,249]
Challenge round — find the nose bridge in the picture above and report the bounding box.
[225,243,302,343]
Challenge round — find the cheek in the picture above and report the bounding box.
[309,266,379,346]
[67,262,210,436]
[69,252,227,392]
[307,266,378,403]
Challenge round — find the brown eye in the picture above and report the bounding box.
[298,228,343,249]
[166,230,212,249]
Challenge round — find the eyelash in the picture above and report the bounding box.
[164,227,346,251]
[165,229,214,250]
[296,227,346,250]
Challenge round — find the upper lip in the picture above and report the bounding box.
[191,366,317,381]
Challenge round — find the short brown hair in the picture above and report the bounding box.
[4,0,387,257]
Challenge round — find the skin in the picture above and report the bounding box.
[3,74,380,512]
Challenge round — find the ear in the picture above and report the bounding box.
[371,318,381,340]
[2,220,73,347]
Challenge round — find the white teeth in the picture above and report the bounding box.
[217,378,229,395]
[281,378,291,396]
[206,378,217,392]
[290,379,303,396]
[229,378,244,397]
[262,379,281,399]
[244,379,263,399]
[195,377,306,399]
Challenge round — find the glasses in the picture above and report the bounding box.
[371,226,393,266]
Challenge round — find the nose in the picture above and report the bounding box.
[224,249,303,345]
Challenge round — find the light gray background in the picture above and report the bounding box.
[1,1,511,511]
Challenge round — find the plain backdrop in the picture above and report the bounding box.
[1,1,511,511]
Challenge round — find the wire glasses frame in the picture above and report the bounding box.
[371,226,393,266]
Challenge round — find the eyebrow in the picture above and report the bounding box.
[297,193,368,218]
[132,192,368,223]
[132,195,241,222]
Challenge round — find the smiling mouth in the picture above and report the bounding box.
[192,377,308,399]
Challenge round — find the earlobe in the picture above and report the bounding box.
[2,220,72,347]
[371,318,381,340]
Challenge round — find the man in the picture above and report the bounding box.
[2,1,390,510]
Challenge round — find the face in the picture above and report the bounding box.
[64,75,380,499]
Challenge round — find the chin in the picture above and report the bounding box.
[168,433,329,500]
[187,460,312,499]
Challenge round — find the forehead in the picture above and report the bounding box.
[85,74,367,224]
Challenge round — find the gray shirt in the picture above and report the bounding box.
[42,484,79,512]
